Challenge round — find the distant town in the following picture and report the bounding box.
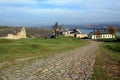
[0,22,120,40]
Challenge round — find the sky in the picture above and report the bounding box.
[0,0,120,27]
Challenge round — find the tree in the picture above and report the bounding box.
[94,29,102,39]
[108,26,118,37]
[95,30,101,35]
[52,22,59,38]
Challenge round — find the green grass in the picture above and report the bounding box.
[105,42,120,52]
[105,42,120,63]
[0,36,87,63]
[92,44,111,80]
[92,42,120,80]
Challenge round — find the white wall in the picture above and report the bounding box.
[92,34,115,39]
[76,34,88,38]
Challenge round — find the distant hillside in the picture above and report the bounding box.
[0,26,53,38]
[65,22,120,30]
[0,26,21,37]
[100,22,120,25]
[26,27,53,38]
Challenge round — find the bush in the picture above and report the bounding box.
[97,38,117,42]
[116,37,120,42]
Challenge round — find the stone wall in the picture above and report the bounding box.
[0,28,26,39]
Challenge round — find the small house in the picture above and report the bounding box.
[62,28,88,38]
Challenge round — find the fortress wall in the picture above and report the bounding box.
[0,28,26,39]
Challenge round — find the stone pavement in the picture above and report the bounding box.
[0,41,99,80]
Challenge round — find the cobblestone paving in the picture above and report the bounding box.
[0,41,99,80]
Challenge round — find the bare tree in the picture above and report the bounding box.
[95,30,101,35]
[108,26,118,37]
[52,22,59,38]
[94,30,102,39]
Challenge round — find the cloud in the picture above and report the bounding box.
[0,0,80,6]
[1,5,119,20]
[1,0,120,10]
[0,6,79,17]
[0,0,37,4]
[40,0,81,5]
[0,0,120,26]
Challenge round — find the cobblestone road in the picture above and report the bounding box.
[0,41,99,80]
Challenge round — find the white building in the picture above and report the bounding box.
[62,28,88,38]
[75,34,88,38]
[88,31,115,39]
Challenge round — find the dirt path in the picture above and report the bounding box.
[0,41,99,80]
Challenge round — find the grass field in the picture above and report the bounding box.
[0,36,86,63]
[92,42,120,80]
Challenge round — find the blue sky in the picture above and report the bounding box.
[0,0,120,26]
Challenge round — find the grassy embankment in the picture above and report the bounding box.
[92,41,120,80]
[0,36,87,63]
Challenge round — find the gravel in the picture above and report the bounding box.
[0,41,99,80]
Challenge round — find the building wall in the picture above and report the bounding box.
[64,33,74,37]
[91,34,115,39]
[0,28,26,39]
[76,34,88,38]
[64,33,88,38]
